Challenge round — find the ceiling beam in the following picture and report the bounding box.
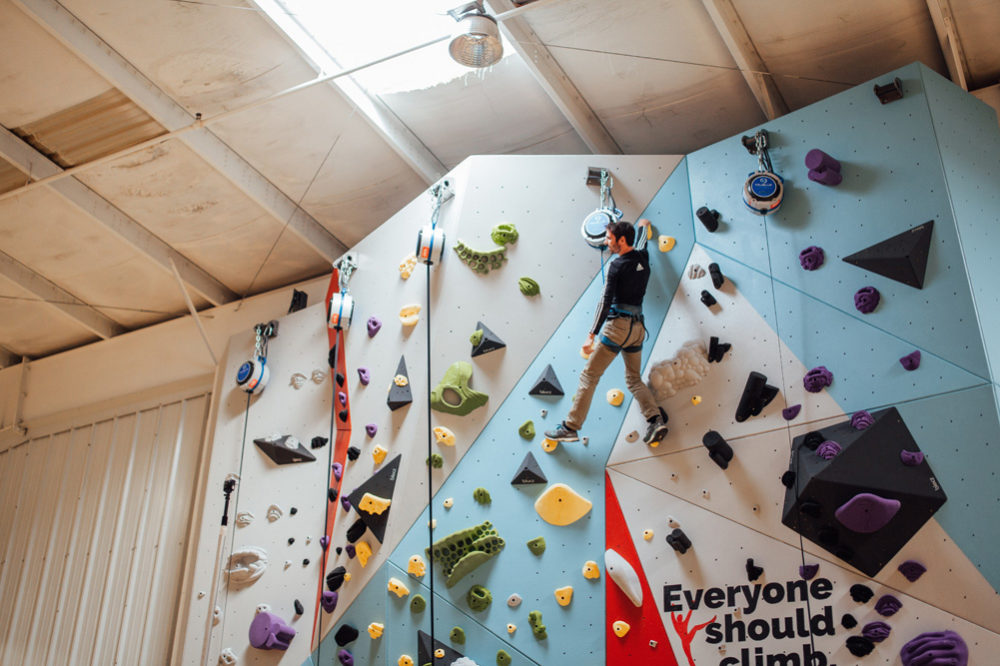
[0,344,22,369]
[0,125,238,306]
[925,0,970,90]
[0,250,126,340]
[14,0,348,263]
[486,0,621,154]
[699,0,789,120]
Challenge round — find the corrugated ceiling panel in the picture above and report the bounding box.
[0,274,100,357]
[13,89,166,168]
[0,390,209,665]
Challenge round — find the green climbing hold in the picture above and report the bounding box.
[526,536,546,556]
[467,584,492,612]
[449,626,466,644]
[519,420,535,440]
[453,240,507,274]
[496,650,512,666]
[426,453,443,468]
[491,223,519,246]
[529,610,547,640]
[469,329,484,347]
[519,277,540,296]
[430,362,488,416]
[473,487,491,504]
[427,521,506,587]
[410,594,426,613]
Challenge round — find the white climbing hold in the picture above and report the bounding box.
[311,369,326,384]
[255,603,271,614]
[225,547,268,587]
[197,590,206,599]
[443,497,454,509]
[625,430,639,443]
[266,505,282,522]
[305,536,312,545]
[399,252,418,280]
[284,560,292,569]
[218,647,237,665]
[507,593,522,608]
[582,436,589,445]
[213,606,222,626]
[290,373,307,389]
[649,640,658,648]
[605,549,642,607]
[701,489,710,498]
[399,304,421,326]
[667,516,678,527]
[540,409,548,418]
[689,264,705,279]
[647,340,710,401]
[236,511,254,527]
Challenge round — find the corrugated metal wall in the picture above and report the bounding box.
[0,389,210,664]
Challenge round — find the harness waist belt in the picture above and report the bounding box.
[609,303,643,319]
[600,334,643,354]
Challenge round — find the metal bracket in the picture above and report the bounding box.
[586,167,608,186]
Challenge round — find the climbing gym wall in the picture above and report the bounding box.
[184,61,1000,666]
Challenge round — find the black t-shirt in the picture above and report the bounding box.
[590,246,650,335]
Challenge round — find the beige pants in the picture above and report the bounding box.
[565,316,660,431]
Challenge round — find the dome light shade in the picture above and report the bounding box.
[448,13,502,68]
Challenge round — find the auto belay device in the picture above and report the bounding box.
[581,167,622,248]
[328,254,358,330]
[741,129,784,216]
[235,320,278,394]
[416,179,452,266]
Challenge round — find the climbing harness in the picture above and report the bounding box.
[582,169,623,249]
[599,304,646,353]
[234,321,277,394]
[742,129,784,216]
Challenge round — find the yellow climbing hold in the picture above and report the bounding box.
[433,426,456,447]
[387,577,410,598]
[399,304,421,327]
[407,554,426,578]
[642,529,654,541]
[607,388,624,406]
[372,444,387,465]
[443,497,454,509]
[344,572,352,582]
[393,374,409,387]
[359,493,392,515]
[535,483,593,526]
[356,540,372,567]
[506,623,517,634]
[367,622,384,639]
[582,560,601,579]
[398,656,413,666]
[658,235,676,252]
[554,586,574,607]
[435,648,445,659]
[399,253,417,280]
[541,438,559,453]
[691,395,702,405]
[613,620,631,638]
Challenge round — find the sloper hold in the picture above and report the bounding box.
[535,483,592,525]
[387,356,412,411]
[511,451,547,486]
[529,363,564,396]
[417,630,465,666]
[605,548,642,607]
[253,435,317,465]
[842,220,934,289]
[347,454,401,543]
[471,320,506,357]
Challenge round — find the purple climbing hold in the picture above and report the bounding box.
[900,449,924,466]
[900,350,921,371]
[338,649,354,666]
[875,594,902,617]
[249,611,296,650]
[803,366,833,393]
[798,246,825,271]
[898,560,926,582]
[333,462,343,480]
[816,440,842,460]
[808,168,843,186]
[365,423,378,438]
[854,286,881,314]
[835,492,901,533]
[358,367,370,385]
[321,590,339,613]
[367,317,382,338]
[851,410,874,430]
[345,544,356,558]
[900,630,968,666]
[340,496,351,512]
[338,391,347,406]
[799,563,819,580]
[320,535,330,550]
[804,149,842,173]
[863,620,892,642]
[782,404,802,420]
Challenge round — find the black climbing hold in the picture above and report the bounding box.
[335,372,345,387]
[334,623,360,646]
[666,528,692,554]
[702,430,734,469]
[338,409,349,422]
[347,455,402,544]
[841,613,857,629]
[735,371,779,422]
[708,262,725,289]
[335,546,342,555]
[799,499,822,517]
[696,206,720,232]
[873,77,903,104]
[780,470,796,488]
[346,446,360,461]
[387,355,413,410]
[700,290,717,307]
[850,584,874,603]
[253,435,316,465]
[294,599,304,615]
[328,487,338,502]
[288,537,295,545]
[707,336,731,363]
[302,558,310,566]
[846,636,875,657]
[328,346,337,369]
[802,431,825,450]
[289,507,298,515]
[346,518,367,544]
[311,436,329,449]
[327,566,347,591]
[843,220,933,289]
[288,289,308,314]
[529,364,564,396]
[471,320,507,357]
[745,558,764,582]
[511,451,547,486]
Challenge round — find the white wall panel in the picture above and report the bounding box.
[0,387,209,664]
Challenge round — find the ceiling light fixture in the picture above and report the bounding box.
[447,1,503,68]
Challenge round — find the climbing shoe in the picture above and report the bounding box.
[543,422,579,442]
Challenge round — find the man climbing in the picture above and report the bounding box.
[545,218,668,445]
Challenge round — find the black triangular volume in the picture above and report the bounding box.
[253,435,317,465]
[346,454,401,544]
[511,451,547,486]
[387,355,413,411]
[529,363,564,396]
[842,220,934,289]
[417,630,465,666]
[471,320,507,357]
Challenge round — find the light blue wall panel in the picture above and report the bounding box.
[304,562,387,666]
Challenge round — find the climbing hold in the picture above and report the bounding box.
[816,440,842,460]
[427,521,505,587]
[443,497,454,509]
[707,335,731,363]
[528,610,547,639]
[253,435,316,465]
[846,636,875,657]
[506,623,516,635]
[338,391,347,406]
[449,626,466,644]
[535,483,593,525]
[491,222,519,246]
[427,453,443,468]
[399,252,418,280]
[606,388,624,406]
[248,611,296,650]
[398,304,421,326]
[875,594,902,616]
[346,518,366,544]
[900,449,925,466]
[338,409,349,423]
[367,623,384,639]
[321,591,338,613]
[582,561,601,579]
[667,528,693,554]
[293,599,304,615]
[327,566,347,591]
[357,367,370,385]
[225,546,269,587]
[850,583,874,603]
[900,630,968,666]
[407,554,426,577]
[658,235,676,252]
[496,650,512,666]
[735,371,779,421]
[526,536,546,555]
[702,430,734,469]
[605,549,642,607]
[851,410,874,429]
[696,206,720,232]
[466,584,492,611]
[519,277,540,296]
[344,544,356,559]
[708,262,726,288]
[854,286,881,314]
[689,264,706,279]
[236,511,254,527]
[835,492,901,533]
[529,364,564,396]
[358,493,391,515]
[518,420,535,439]
[799,563,819,580]
[541,438,558,453]
[700,290,717,307]
[900,350,921,371]
[387,578,410,598]
[453,239,508,273]
[431,362,488,416]
[898,559,926,581]
[841,613,857,629]
[355,541,372,567]
[782,404,801,420]
[612,620,631,638]
[410,595,425,613]
[799,246,825,271]
[803,366,833,393]
[554,585,573,606]
[218,647,236,664]
[387,356,412,411]
[507,593,522,607]
[470,320,506,356]
[397,656,413,666]
[311,436,329,449]
[472,487,492,505]
[371,445,387,465]
[745,558,763,582]
[844,220,933,289]
[290,373,307,390]
[863,621,892,642]
[334,624,360,647]
[432,426,456,447]
[642,529,654,541]
[435,650,445,661]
